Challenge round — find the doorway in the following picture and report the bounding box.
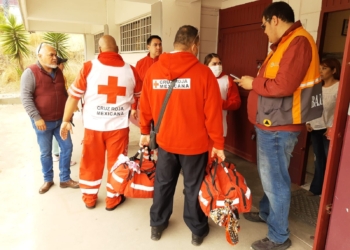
[302,8,349,201]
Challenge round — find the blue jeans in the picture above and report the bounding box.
[31,119,73,182]
[255,126,300,244]
[309,129,329,195]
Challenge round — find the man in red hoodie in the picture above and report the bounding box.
[136,35,162,82]
[139,25,225,246]
[60,35,142,210]
[130,35,162,125]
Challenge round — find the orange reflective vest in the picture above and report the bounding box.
[257,27,323,127]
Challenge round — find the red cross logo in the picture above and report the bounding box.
[98,76,126,104]
[153,81,159,88]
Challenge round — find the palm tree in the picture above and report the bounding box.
[0,7,7,24]
[42,32,70,59]
[0,14,30,71]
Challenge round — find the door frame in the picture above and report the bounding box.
[313,8,350,250]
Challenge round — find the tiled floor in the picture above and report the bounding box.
[0,104,316,250]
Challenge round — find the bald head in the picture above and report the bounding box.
[98,35,118,53]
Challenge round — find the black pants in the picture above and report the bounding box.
[309,129,330,195]
[150,147,209,236]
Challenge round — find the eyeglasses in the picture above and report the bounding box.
[261,20,270,30]
[192,31,200,44]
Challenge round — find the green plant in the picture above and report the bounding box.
[42,32,70,59]
[0,14,30,70]
[0,7,6,24]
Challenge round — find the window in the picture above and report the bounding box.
[94,32,104,53]
[120,16,151,52]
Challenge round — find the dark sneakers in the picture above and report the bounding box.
[243,212,266,223]
[191,228,209,246]
[251,237,292,250]
[151,223,169,241]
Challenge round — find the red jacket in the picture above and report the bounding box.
[248,21,312,131]
[218,72,241,111]
[135,53,159,82]
[140,52,224,155]
[29,64,67,121]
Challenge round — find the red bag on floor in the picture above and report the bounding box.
[110,154,132,194]
[124,148,156,198]
[198,159,252,216]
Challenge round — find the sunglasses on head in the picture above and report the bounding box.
[37,42,45,54]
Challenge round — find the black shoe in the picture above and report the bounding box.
[151,223,168,241]
[243,212,266,223]
[191,228,209,246]
[105,195,126,211]
[251,237,291,250]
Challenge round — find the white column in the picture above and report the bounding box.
[161,0,202,52]
[84,34,95,61]
[106,0,119,42]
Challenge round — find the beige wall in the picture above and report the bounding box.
[84,34,96,61]
[323,10,350,53]
[89,0,327,65]
[199,7,219,63]
[115,0,151,24]
[161,0,202,53]
[114,0,152,65]
[273,0,322,42]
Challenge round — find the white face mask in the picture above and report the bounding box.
[209,65,222,77]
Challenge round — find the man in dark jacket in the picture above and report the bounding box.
[20,43,79,194]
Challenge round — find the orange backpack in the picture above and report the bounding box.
[198,159,252,216]
[110,148,156,198]
[124,148,156,198]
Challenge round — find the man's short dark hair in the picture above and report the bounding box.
[173,25,199,48]
[262,1,295,23]
[147,35,162,45]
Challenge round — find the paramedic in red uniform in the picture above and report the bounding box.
[136,35,162,82]
[139,25,225,246]
[130,35,162,124]
[60,35,142,210]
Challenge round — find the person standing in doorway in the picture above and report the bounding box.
[20,43,79,194]
[236,2,323,250]
[139,25,225,246]
[306,58,341,196]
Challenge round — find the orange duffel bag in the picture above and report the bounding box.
[124,147,156,198]
[198,158,252,216]
[110,154,132,195]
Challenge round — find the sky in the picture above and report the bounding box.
[1,2,22,22]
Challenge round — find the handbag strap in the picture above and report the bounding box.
[154,79,177,133]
